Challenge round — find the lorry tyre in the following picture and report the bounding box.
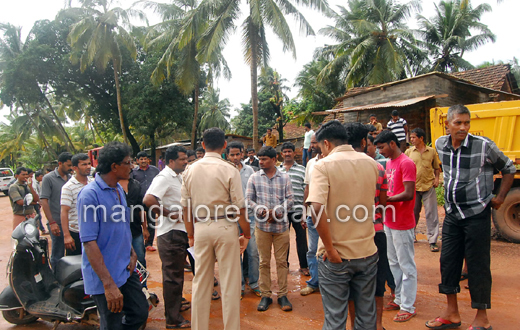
[492,187,520,244]
[2,308,38,325]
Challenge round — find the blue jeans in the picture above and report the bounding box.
[302,148,310,167]
[241,216,259,290]
[318,253,378,330]
[385,226,417,313]
[132,234,147,288]
[48,222,64,272]
[305,216,319,289]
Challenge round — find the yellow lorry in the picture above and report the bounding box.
[430,100,520,243]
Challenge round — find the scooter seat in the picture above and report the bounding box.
[55,255,83,287]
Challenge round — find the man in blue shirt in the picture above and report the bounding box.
[77,142,148,330]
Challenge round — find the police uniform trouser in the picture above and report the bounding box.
[191,219,241,330]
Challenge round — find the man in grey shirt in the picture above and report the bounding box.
[40,152,73,271]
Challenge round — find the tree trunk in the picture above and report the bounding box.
[20,103,58,159]
[124,124,140,156]
[89,117,105,144]
[150,133,157,166]
[275,105,284,141]
[113,59,129,144]
[250,28,260,151]
[43,94,76,152]
[190,83,200,150]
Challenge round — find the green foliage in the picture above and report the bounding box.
[417,0,495,73]
[198,88,231,133]
[436,185,445,207]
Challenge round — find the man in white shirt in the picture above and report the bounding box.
[302,122,314,166]
[61,153,93,256]
[143,145,190,329]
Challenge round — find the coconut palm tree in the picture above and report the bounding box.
[179,0,328,150]
[417,0,495,73]
[258,68,290,140]
[64,0,146,144]
[0,23,76,152]
[198,88,231,132]
[141,0,230,149]
[319,0,423,88]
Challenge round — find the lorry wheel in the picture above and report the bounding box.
[492,187,520,244]
[2,308,38,325]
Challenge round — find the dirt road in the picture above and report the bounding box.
[0,195,519,329]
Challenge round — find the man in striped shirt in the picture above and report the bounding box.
[279,142,309,276]
[387,110,408,152]
[61,153,93,256]
[427,105,516,330]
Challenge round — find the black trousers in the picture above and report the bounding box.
[92,272,149,330]
[287,212,308,269]
[66,231,82,256]
[439,206,492,309]
[157,230,188,325]
[145,209,156,247]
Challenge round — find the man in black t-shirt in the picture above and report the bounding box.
[121,178,149,288]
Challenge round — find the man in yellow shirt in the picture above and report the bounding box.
[367,114,383,133]
[405,128,440,252]
[262,128,278,148]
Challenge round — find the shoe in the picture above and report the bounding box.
[277,296,292,311]
[430,243,440,252]
[146,246,157,252]
[300,286,317,296]
[211,290,220,300]
[240,290,244,300]
[257,297,272,311]
[214,276,219,287]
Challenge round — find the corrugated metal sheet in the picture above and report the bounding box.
[314,95,437,115]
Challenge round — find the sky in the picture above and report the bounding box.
[1,0,519,123]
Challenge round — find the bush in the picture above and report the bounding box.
[436,185,445,207]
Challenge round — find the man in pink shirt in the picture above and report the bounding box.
[375,130,418,323]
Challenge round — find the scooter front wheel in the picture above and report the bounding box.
[2,308,38,325]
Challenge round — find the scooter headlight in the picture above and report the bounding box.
[24,223,37,236]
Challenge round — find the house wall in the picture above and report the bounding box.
[337,75,495,144]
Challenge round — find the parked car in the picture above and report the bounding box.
[0,168,14,196]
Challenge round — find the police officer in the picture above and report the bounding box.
[181,128,250,330]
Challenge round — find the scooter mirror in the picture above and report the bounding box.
[23,194,33,206]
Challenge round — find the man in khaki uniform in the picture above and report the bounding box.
[307,120,379,330]
[405,127,441,251]
[182,127,250,330]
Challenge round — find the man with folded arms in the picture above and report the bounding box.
[307,120,379,330]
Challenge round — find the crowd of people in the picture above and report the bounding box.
[6,104,517,330]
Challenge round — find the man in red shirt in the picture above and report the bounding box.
[375,130,418,323]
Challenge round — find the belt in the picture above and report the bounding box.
[194,214,238,222]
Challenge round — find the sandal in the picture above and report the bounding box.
[180,298,190,312]
[252,288,261,297]
[383,301,400,311]
[425,317,462,329]
[212,290,220,300]
[467,326,492,330]
[460,273,468,281]
[166,319,191,329]
[430,244,440,252]
[300,268,310,276]
[214,276,219,287]
[393,311,416,322]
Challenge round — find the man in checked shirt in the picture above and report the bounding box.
[426,104,516,330]
[246,146,294,312]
